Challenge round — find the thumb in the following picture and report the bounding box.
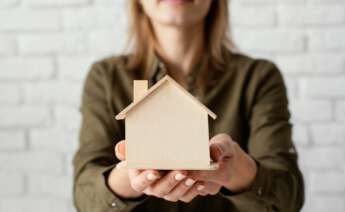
[115,140,126,161]
[209,134,234,162]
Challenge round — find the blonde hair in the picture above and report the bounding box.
[126,0,236,93]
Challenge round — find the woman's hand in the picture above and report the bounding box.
[190,134,258,193]
[107,140,205,202]
[108,134,258,202]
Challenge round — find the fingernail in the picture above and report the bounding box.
[197,185,205,191]
[174,173,186,181]
[185,178,195,187]
[147,173,158,181]
[116,162,124,169]
[116,161,128,169]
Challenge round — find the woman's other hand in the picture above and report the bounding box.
[190,134,258,194]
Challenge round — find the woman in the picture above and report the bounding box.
[73,0,304,211]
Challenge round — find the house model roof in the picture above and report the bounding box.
[115,75,217,120]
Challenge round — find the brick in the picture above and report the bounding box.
[289,99,332,123]
[284,77,298,100]
[241,0,301,3]
[0,0,19,8]
[307,54,344,74]
[24,81,82,106]
[0,197,69,212]
[94,0,127,6]
[275,54,344,75]
[0,106,51,128]
[299,147,344,169]
[0,35,16,55]
[311,124,345,145]
[335,101,345,122]
[66,153,75,177]
[0,172,24,195]
[0,151,64,174]
[57,55,96,81]
[55,106,81,131]
[0,84,21,103]
[309,28,345,51]
[233,29,305,53]
[278,5,345,26]
[292,124,309,146]
[276,55,312,75]
[62,6,126,30]
[30,128,78,153]
[310,171,345,193]
[0,9,60,31]
[308,0,345,4]
[18,33,87,55]
[0,131,26,150]
[307,196,345,212]
[24,0,88,7]
[231,6,276,27]
[28,174,72,199]
[0,58,54,80]
[88,29,128,55]
[301,78,345,98]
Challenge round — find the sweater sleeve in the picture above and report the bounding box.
[219,60,305,212]
[73,62,148,212]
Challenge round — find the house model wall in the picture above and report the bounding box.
[115,75,218,170]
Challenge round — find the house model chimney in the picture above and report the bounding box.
[133,80,148,102]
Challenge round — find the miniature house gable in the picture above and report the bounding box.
[115,75,218,170]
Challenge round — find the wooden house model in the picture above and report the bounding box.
[115,75,218,170]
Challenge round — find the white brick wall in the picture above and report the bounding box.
[0,0,344,211]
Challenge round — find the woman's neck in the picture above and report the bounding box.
[151,22,205,76]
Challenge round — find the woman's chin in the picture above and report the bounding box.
[160,0,194,6]
[156,15,195,27]
[146,0,210,28]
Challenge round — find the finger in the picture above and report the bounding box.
[129,169,161,193]
[115,160,127,169]
[179,182,200,203]
[115,140,126,161]
[209,134,235,162]
[179,181,220,202]
[163,177,197,201]
[197,181,221,196]
[147,170,188,198]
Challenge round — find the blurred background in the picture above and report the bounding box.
[0,0,344,211]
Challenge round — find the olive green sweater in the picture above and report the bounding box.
[73,50,304,212]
